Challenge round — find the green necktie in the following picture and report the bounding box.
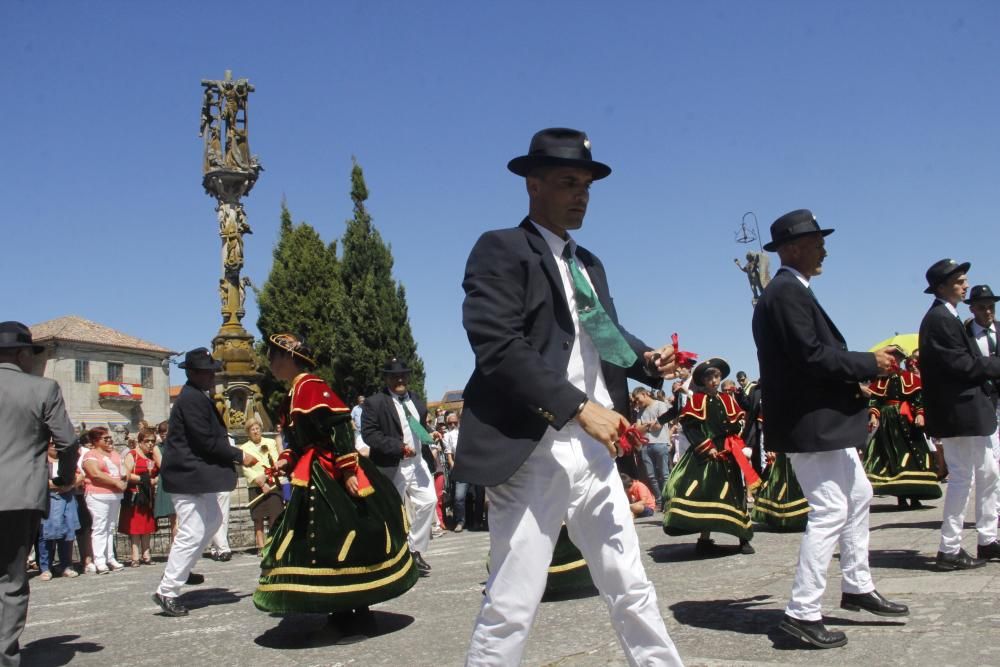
[562,244,638,368]
[399,398,435,447]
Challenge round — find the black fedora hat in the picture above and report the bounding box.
[923,258,970,294]
[0,321,43,354]
[964,284,999,305]
[762,209,834,252]
[382,357,411,375]
[692,357,731,387]
[507,128,612,180]
[178,347,222,371]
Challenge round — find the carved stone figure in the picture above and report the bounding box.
[218,203,244,274]
[734,251,771,301]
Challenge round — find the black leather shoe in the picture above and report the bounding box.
[185,572,205,585]
[412,551,431,574]
[977,541,1000,561]
[216,551,232,562]
[739,540,756,555]
[778,615,847,649]
[840,590,909,617]
[151,593,189,617]
[936,548,986,571]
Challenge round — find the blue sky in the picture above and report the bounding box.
[3,2,999,401]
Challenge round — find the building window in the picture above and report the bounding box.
[74,360,90,383]
[107,362,124,383]
[141,366,154,389]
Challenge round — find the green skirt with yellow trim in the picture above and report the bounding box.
[751,453,809,531]
[661,449,752,541]
[863,406,942,500]
[545,525,593,595]
[253,456,418,614]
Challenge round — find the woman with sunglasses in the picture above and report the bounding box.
[82,426,126,573]
[120,427,160,565]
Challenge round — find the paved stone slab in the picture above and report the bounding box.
[18,495,1000,666]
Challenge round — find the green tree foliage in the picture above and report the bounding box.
[255,200,344,416]
[336,158,426,399]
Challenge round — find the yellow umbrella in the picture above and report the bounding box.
[869,333,919,355]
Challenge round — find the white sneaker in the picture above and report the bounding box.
[95,565,109,575]
[84,563,97,575]
[108,560,124,571]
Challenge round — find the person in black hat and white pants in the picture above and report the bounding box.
[919,263,1000,570]
[361,357,439,576]
[0,322,77,666]
[152,348,257,616]
[964,284,1000,466]
[455,128,683,666]
[752,210,906,650]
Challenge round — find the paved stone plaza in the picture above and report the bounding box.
[19,494,1000,667]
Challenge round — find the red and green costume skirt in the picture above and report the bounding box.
[751,453,809,531]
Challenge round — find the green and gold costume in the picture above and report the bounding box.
[751,453,809,531]
[662,392,755,541]
[253,374,418,614]
[862,372,941,500]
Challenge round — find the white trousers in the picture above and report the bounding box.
[465,422,682,667]
[938,435,999,554]
[156,493,222,598]
[786,448,874,622]
[85,495,121,568]
[209,491,231,553]
[379,455,437,554]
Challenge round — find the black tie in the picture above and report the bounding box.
[987,327,997,356]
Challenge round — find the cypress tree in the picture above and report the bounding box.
[337,158,427,399]
[256,200,344,416]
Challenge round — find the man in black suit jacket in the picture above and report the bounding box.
[752,209,904,650]
[919,263,1000,570]
[152,348,256,617]
[455,128,682,666]
[361,357,438,575]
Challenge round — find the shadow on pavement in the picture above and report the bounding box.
[864,548,939,571]
[647,543,744,563]
[870,520,941,531]
[20,634,103,666]
[669,596,906,651]
[541,586,598,603]
[870,503,938,514]
[254,611,414,649]
[180,587,251,610]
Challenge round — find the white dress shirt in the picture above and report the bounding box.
[969,319,998,358]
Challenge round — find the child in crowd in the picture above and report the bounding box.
[621,473,656,518]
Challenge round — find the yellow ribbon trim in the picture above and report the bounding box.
[262,543,409,577]
[384,524,391,554]
[685,480,699,497]
[337,530,356,563]
[754,497,810,510]
[719,481,730,500]
[666,507,752,529]
[901,453,910,467]
[752,504,811,518]
[548,558,587,574]
[670,496,748,514]
[777,483,787,501]
[275,530,295,561]
[257,557,414,595]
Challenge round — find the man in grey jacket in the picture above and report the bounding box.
[0,321,77,667]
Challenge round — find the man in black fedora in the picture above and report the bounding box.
[919,262,1000,571]
[152,348,257,617]
[0,322,77,666]
[752,209,905,650]
[454,128,682,665]
[965,284,1000,471]
[361,357,438,576]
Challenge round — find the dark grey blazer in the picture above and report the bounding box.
[0,362,77,514]
[453,218,660,487]
[160,382,241,494]
[361,388,435,471]
[920,300,1000,438]
[751,268,878,453]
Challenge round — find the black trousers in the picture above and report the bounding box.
[0,510,40,667]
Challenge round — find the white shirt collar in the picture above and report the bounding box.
[935,298,959,318]
[529,220,574,258]
[971,319,995,335]
[780,265,810,288]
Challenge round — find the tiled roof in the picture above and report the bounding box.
[31,315,175,355]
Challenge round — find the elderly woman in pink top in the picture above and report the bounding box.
[82,426,127,573]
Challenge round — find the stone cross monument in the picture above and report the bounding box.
[200,70,269,434]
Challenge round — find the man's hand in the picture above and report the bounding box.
[242,452,259,467]
[576,401,628,458]
[431,431,443,442]
[868,415,879,431]
[873,347,897,375]
[644,345,677,378]
[914,414,925,428]
[402,444,416,458]
[116,478,128,491]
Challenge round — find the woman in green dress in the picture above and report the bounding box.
[253,333,418,636]
[751,451,810,531]
[863,346,942,508]
[662,358,760,555]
